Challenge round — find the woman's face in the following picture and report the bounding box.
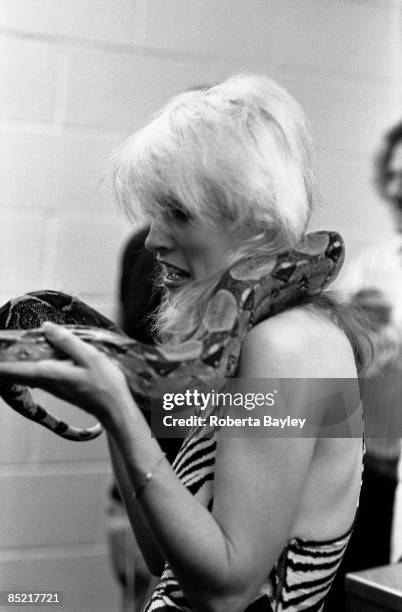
[144,210,250,292]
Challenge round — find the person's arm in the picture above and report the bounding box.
[107,433,165,576]
[105,394,316,612]
[103,310,351,612]
[0,314,352,612]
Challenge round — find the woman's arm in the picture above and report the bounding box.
[0,314,354,612]
[107,397,316,612]
[107,433,165,576]
[102,309,348,611]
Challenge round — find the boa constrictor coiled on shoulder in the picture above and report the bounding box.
[0,231,344,441]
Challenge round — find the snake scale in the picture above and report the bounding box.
[0,230,344,441]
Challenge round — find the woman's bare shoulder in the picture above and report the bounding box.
[240,306,356,379]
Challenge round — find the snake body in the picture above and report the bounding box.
[0,231,344,441]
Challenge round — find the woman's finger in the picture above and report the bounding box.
[0,362,39,385]
[42,322,102,366]
[0,359,76,386]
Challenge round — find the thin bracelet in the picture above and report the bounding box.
[133,453,166,503]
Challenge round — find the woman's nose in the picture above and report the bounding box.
[144,219,172,255]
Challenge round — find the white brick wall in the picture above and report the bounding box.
[0,36,58,122]
[0,0,136,45]
[0,1,401,609]
[0,551,119,612]
[0,128,121,212]
[135,0,277,60]
[64,48,235,131]
[272,0,396,78]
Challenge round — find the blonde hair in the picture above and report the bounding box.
[111,73,316,341]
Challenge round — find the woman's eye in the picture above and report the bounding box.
[170,208,190,222]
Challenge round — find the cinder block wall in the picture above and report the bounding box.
[0,1,400,610]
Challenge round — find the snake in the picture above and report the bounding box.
[0,230,344,442]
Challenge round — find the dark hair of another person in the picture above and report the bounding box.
[375,121,402,201]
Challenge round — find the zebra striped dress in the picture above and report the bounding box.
[143,427,356,612]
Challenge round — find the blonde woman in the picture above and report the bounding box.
[0,75,366,611]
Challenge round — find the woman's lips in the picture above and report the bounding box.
[160,261,191,288]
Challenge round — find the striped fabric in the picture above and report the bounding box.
[144,427,355,612]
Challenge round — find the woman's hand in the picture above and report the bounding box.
[0,322,134,428]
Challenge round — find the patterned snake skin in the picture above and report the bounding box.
[0,231,344,441]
